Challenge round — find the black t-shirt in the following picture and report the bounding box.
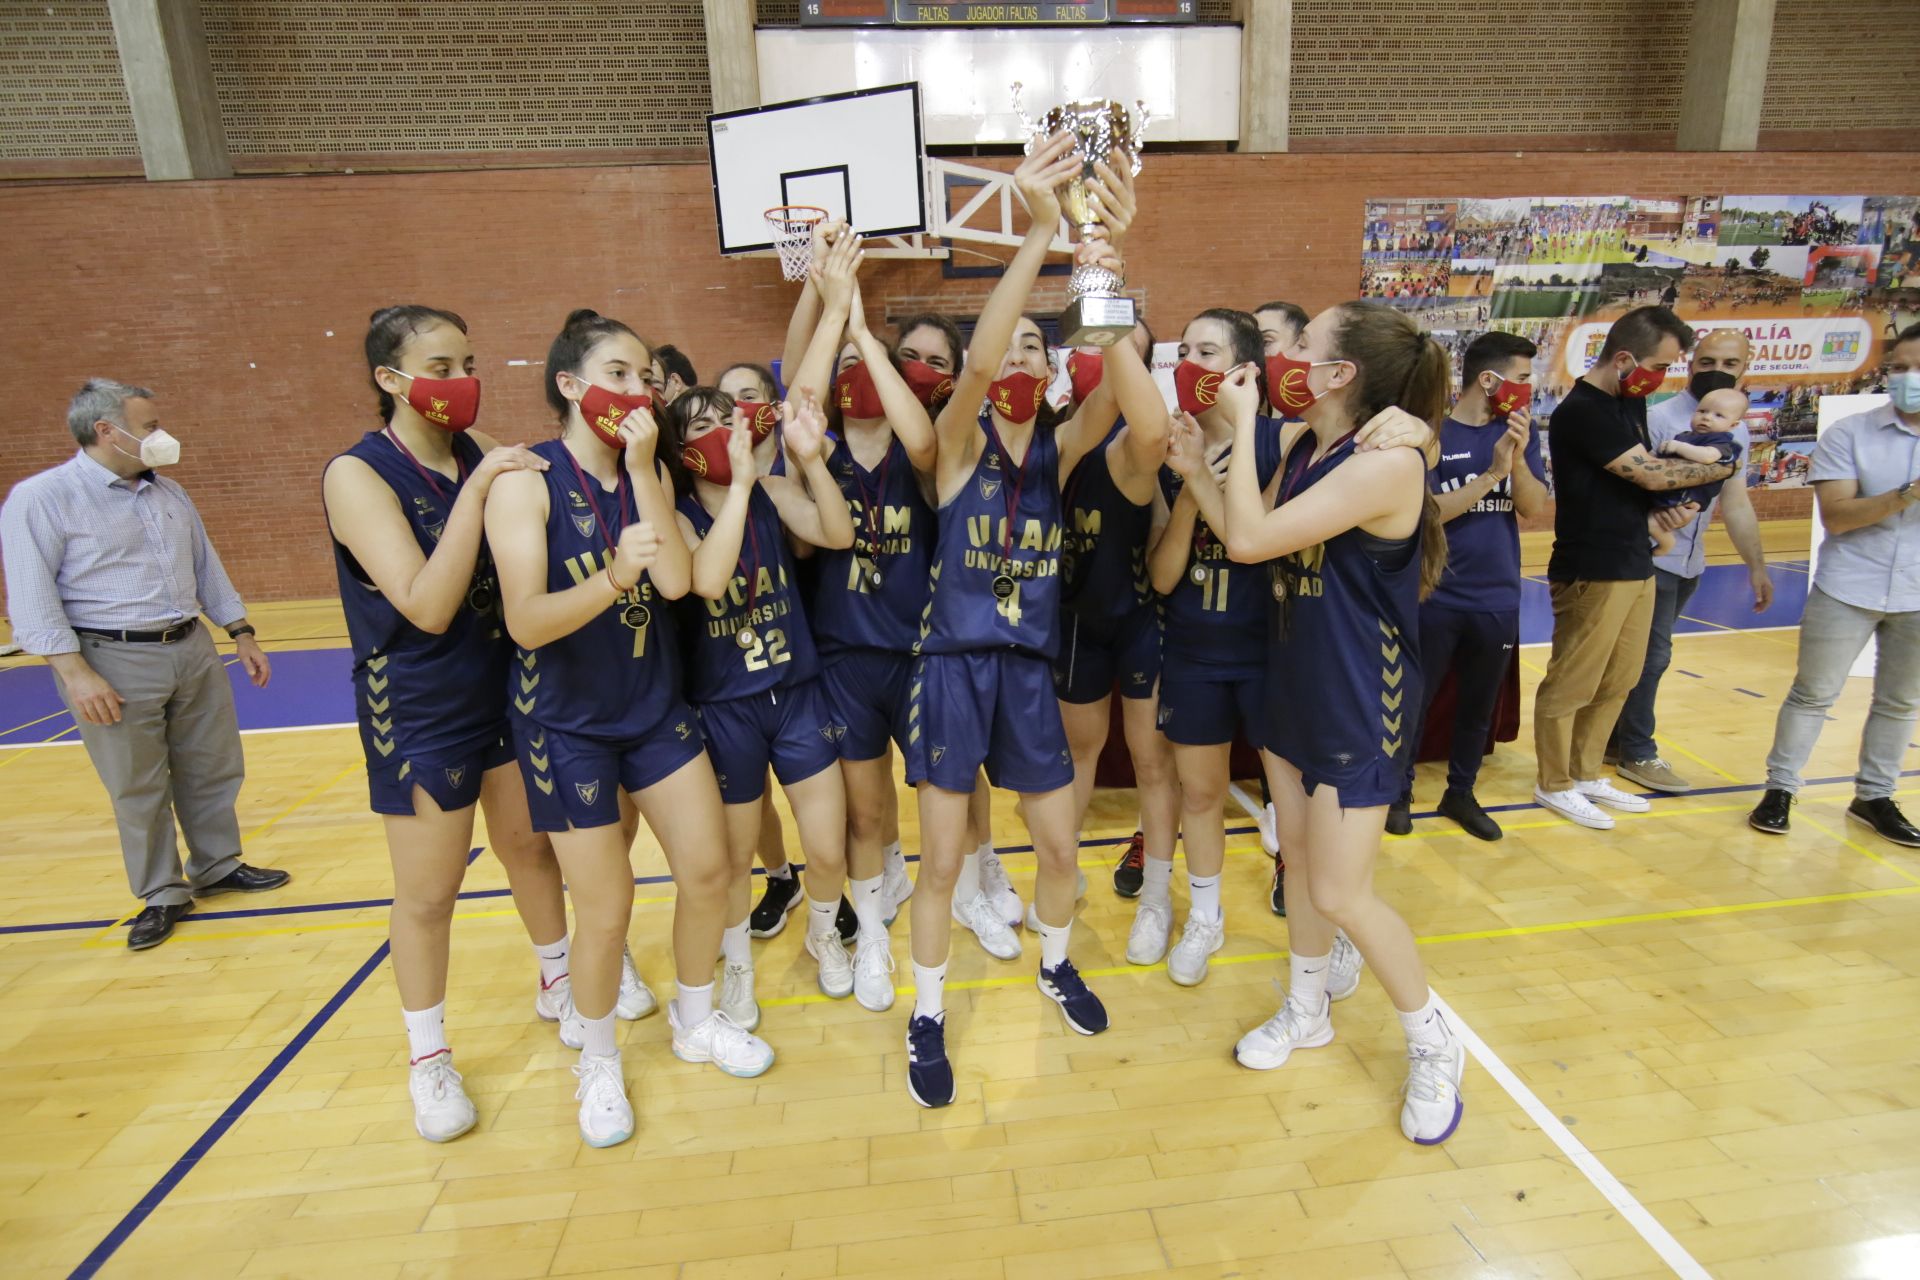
[1547,379,1654,583]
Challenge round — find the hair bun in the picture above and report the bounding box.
[564,308,603,329]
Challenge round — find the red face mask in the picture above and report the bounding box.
[899,359,953,408]
[1264,355,1343,416]
[1618,358,1666,398]
[680,427,734,487]
[1489,378,1533,418]
[388,369,481,433]
[577,382,652,449]
[835,361,886,419]
[734,401,780,444]
[1067,351,1105,405]
[988,371,1047,424]
[1174,360,1225,416]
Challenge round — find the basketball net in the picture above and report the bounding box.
[765,205,827,282]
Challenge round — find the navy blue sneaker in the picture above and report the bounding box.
[905,1013,954,1108]
[1037,959,1109,1035]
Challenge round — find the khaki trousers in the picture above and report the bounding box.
[1532,577,1656,793]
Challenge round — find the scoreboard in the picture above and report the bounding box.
[800,0,1194,25]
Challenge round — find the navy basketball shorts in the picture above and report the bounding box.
[512,705,707,833]
[1156,670,1267,747]
[1051,605,1162,704]
[905,650,1075,795]
[1283,750,1403,810]
[818,646,914,761]
[695,677,842,806]
[365,721,515,817]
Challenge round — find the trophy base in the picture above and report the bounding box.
[1059,293,1137,348]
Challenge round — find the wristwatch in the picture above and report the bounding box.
[1900,481,1917,504]
[226,624,257,639]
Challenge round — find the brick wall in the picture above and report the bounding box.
[1,147,1882,607]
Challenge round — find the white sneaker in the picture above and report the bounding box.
[1234,993,1335,1071]
[852,933,895,1012]
[534,971,570,1024]
[881,848,914,924]
[1126,898,1173,966]
[1533,785,1615,830]
[409,1053,477,1143]
[954,892,1022,960]
[572,1050,633,1147]
[558,998,585,1050]
[1257,801,1280,858]
[1025,871,1090,933]
[670,1004,774,1078]
[1401,1024,1466,1145]
[978,847,1023,928]
[1576,777,1651,813]
[807,927,854,999]
[616,945,658,1020]
[719,960,760,1031]
[1167,913,1225,986]
[1329,931,1364,1002]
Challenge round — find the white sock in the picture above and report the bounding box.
[1288,948,1331,1015]
[721,918,752,967]
[957,851,983,902]
[676,979,714,1025]
[883,840,903,866]
[1189,873,1222,924]
[912,959,947,1019]
[1141,855,1174,906]
[765,861,793,881]
[403,1002,449,1064]
[579,1010,617,1058]
[806,894,839,937]
[1036,914,1073,970]
[1399,990,1449,1050]
[533,937,569,987]
[850,875,887,939]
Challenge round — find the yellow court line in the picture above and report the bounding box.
[0,724,79,771]
[0,706,75,739]
[82,760,366,947]
[1650,734,1743,784]
[1795,810,1920,889]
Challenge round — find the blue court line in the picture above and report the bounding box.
[66,849,481,1280]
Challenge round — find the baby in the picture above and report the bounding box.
[1655,386,1748,511]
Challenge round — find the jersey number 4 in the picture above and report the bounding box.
[996,581,1023,628]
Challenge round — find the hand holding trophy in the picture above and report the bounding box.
[1012,82,1150,347]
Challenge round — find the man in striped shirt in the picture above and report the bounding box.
[1,379,290,949]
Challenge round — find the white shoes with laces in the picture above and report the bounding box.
[409,1053,477,1143]
[617,945,658,1019]
[719,960,760,1031]
[1401,1020,1466,1145]
[1234,992,1335,1071]
[1329,931,1364,1001]
[1167,913,1225,986]
[1533,786,1614,830]
[807,927,854,999]
[977,847,1023,928]
[670,1003,775,1078]
[881,847,914,923]
[954,891,1022,960]
[1576,777,1650,813]
[572,1050,633,1148]
[852,934,895,1011]
[1126,899,1173,966]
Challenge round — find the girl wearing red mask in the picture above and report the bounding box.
[325,305,573,1144]
[898,133,1164,1108]
[486,311,768,1150]
[1206,301,1464,1147]
[660,388,864,1021]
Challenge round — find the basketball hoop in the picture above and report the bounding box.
[765,205,828,282]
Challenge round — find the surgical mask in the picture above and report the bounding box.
[1890,370,1920,414]
[112,427,182,469]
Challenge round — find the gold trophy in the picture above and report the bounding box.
[1012,83,1150,347]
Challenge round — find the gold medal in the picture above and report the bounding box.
[736,625,758,650]
[991,574,1016,602]
[1271,576,1287,602]
[620,602,650,629]
[1188,564,1207,586]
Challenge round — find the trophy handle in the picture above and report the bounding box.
[1126,100,1151,176]
[1011,82,1037,154]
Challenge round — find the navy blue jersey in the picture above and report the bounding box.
[513,438,681,740]
[331,430,507,756]
[811,432,934,656]
[1263,434,1424,781]
[1655,428,1740,511]
[677,485,819,702]
[1061,419,1153,621]
[1427,415,1546,613]
[1158,416,1285,680]
[916,418,1063,659]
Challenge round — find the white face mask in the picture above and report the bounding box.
[110,427,182,469]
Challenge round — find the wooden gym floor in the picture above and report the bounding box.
[3,524,1919,1279]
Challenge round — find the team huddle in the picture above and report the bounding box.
[323,136,1471,1152]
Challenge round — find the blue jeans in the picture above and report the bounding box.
[1611,568,1700,763]
[1764,587,1920,799]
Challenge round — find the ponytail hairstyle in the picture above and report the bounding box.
[365,305,468,423]
[658,386,734,494]
[544,309,647,422]
[1328,301,1452,600]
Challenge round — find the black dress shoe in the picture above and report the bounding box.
[1111,831,1145,899]
[1439,789,1503,842]
[1386,797,1413,836]
[1748,788,1793,834]
[1269,860,1287,918]
[1847,797,1920,847]
[194,863,292,897]
[128,901,192,950]
[836,894,858,944]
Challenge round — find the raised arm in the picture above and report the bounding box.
[785,231,859,408]
[325,443,547,635]
[687,422,758,599]
[933,132,1081,453]
[1225,445,1423,564]
[1508,409,1549,519]
[618,404,690,600]
[760,394,855,549]
[847,278,936,472]
[486,468,658,651]
[779,218,844,381]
